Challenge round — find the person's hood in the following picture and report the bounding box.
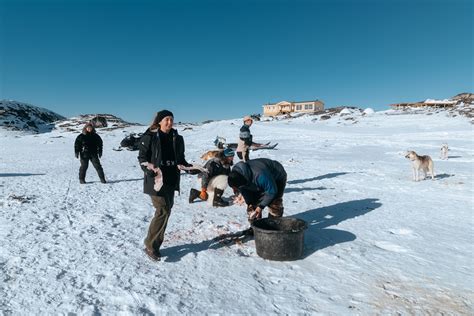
[232,161,253,183]
[82,124,96,134]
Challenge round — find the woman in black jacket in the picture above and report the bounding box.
[138,110,191,261]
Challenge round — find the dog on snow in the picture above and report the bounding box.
[440,143,449,160]
[405,151,435,181]
[193,174,229,206]
[200,149,222,161]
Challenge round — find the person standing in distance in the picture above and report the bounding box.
[74,123,106,184]
[236,115,263,161]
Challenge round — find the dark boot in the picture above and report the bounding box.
[100,177,107,184]
[213,189,229,207]
[189,188,200,203]
[144,248,161,261]
[80,179,86,184]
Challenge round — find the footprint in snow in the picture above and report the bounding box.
[374,241,408,253]
[388,228,413,236]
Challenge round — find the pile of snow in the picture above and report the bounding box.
[0,100,65,133]
[363,108,375,115]
[1,111,472,314]
[339,108,353,115]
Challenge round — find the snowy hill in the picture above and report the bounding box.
[0,109,473,314]
[0,100,139,134]
[0,100,65,133]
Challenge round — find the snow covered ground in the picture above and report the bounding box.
[1,110,473,314]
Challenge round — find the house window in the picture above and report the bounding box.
[296,105,302,110]
[305,104,313,110]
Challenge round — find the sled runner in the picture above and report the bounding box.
[214,136,277,151]
[252,143,278,150]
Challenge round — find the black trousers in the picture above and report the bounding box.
[237,150,249,162]
[79,155,105,181]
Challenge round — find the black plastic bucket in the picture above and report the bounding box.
[251,217,308,261]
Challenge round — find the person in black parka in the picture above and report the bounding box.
[74,123,106,184]
[138,110,192,261]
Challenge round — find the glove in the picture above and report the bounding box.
[98,153,102,158]
[75,153,79,159]
[199,188,208,200]
[187,169,201,175]
[146,169,156,177]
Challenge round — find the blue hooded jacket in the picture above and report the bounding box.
[232,158,287,209]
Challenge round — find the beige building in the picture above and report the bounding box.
[263,100,324,116]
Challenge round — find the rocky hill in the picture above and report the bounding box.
[0,100,141,133]
[55,113,140,133]
[0,100,66,133]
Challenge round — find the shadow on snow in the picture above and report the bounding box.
[162,198,381,262]
[106,178,142,184]
[292,198,382,257]
[0,173,46,177]
[287,172,349,185]
[285,186,328,193]
[434,173,455,180]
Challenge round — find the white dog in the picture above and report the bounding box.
[198,174,228,206]
[405,151,435,181]
[440,144,449,160]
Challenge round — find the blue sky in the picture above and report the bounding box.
[0,0,472,124]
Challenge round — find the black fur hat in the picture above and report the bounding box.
[156,110,174,123]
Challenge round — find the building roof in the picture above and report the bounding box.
[264,99,323,106]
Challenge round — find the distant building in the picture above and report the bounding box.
[263,100,324,116]
[390,99,457,109]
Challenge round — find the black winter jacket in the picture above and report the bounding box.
[137,128,190,195]
[239,124,253,146]
[200,158,231,188]
[74,132,103,158]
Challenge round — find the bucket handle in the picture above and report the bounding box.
[291,221,308,232]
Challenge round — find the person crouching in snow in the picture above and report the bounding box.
[228,158,287,222]
[138,110,192,261]
[189,148,235,207]
[74,123,106,184]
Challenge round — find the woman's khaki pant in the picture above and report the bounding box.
[144,186,174,253]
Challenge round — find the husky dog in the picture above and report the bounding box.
[214,136,227,149]
[193,175,228,206]
[405,151,435,181]
[206,175,229,206]
[200,149,223,161]
[440,144,449,160]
